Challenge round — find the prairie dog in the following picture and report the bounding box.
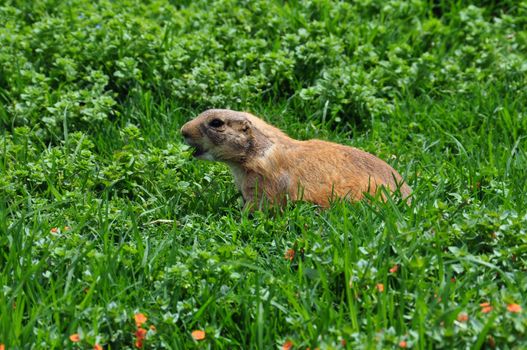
[181,109,411,209]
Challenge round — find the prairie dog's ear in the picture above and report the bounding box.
[231,118,252,134]
[241,119,251,133]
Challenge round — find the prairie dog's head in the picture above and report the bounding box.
[181,109,256,163]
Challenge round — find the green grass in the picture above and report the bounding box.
[1,0,527,349]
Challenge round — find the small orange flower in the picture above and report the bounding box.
[389,264,399,273]
[135,328,147,340]
[69,333,81,342]
[64,226,71,231]
[376,283,385,292]
[282,339,294,350]
[0,344,5,350]
[340,338,347,346]
[399,340,407,348]
[507,303,522,313]
[149,325,157,332]
[480,302,493,313]
[134,328,146,349]
[285,249,295,261]
[94,344,102,350]
[50,227,59,234]
[457,312,469,322]
[134,313,147,327]
[482,306,493,313]
[191,330,206,341]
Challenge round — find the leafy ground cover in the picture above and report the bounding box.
[1,0,527,348]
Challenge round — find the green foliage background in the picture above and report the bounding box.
[1,0,526,348]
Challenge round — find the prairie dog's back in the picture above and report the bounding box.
[265,139,411,203]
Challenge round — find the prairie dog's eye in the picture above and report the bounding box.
[208,119,224,128]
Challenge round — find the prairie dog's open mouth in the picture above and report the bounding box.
[184,139,207,157]
[192,145,206,157]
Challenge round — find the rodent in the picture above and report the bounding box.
[181,109,412,209]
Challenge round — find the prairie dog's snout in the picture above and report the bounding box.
[180,118,203,144]
[180,118,211,159]
[180,126,191,139]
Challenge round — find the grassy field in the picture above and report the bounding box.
[1,0,527,349]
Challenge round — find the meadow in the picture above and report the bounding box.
[1,0,526,348]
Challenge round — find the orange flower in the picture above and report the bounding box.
[507,303,522,313]
[50,227,59,234]
[0,344,4,350]
[284,249,295,261]
[134,313,147,327]
[457,312,469,322]
[340,338,347,346]
[94,345,102,350]
[282,340,294,350]
[389,264,399,273]
[481,306,493,313]
[69,333,81,342]
[191,330,206,341]
[376,283,385,292]
[149,325,157,332]
[399,340,407,348]
[480,302,493,313]
[134,328,147,348]
[135,328,147,340]
[134,328,147,349]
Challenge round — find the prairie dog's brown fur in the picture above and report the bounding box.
[181,109,411,209]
